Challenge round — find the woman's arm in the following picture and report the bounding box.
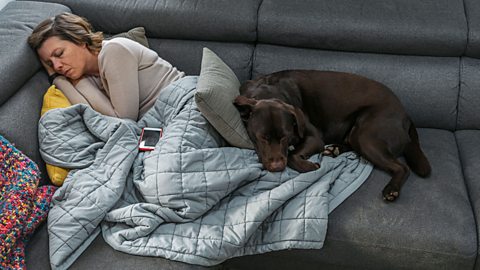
[53,76,118,117]
[53,76,89,104]
[99,41,140,121]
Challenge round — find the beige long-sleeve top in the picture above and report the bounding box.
[54,37,185,121]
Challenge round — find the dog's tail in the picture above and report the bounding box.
[404,122,431,177]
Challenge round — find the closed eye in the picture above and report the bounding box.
[54,50,63,58]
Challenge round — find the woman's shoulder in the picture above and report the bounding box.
[98,36,160,72]
[99,37,147,62]
[102,37,142,51]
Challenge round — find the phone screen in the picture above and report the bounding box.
[139,128,162,151]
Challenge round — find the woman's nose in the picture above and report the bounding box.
[51,59,63,72]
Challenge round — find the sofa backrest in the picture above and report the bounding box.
[32,0,480,130]
[5,0,480,183]
[23,0,262,83]
[464,0,480,58]
[257,0,468,57]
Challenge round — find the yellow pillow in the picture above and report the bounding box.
[41,85,72,186]
[41,85,72,116]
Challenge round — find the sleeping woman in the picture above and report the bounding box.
[28,12,185,121]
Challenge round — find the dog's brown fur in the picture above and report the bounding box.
[234,70,431,201]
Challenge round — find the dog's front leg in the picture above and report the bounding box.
[288,134,324,173]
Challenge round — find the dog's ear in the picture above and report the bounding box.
[289,106,306,139]
[233,96,257,122]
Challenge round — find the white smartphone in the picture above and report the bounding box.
[138,127,163,151]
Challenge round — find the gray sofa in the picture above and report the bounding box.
[2,0,480,269]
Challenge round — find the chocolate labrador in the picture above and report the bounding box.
[234,70,431,201]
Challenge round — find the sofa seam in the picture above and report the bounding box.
[455,57,463,131]
[461,0,470,56]
[250,0,264,79]
[255,0,263,42]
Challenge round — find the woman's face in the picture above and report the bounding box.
[37,36,93,80]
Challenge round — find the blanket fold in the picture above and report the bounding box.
[39,76,373,270]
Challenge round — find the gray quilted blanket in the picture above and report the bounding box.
[39,76,373,270]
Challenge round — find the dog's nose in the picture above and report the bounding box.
[268,158,286,172]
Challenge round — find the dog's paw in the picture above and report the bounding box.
[298,161,320,172]
[288,157,319,173]
[323,145,340,157]
[382,184,400,202]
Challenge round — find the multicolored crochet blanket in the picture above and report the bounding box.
[0,135,56,269]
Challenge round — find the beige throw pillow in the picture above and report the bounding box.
[195,48,254,149]
[110,27,150,48]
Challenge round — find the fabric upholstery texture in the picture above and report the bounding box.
[148,39,254,83]
[464,0,480,58]
[0,73,50,185]
[195,48,254,149]
[26,224,216,270]
[455,130,480,270]
[457,57,480,129]
[258,0,467,56]
[320,129,476,269]
[225,129,477,270]
[25,0,261,42]
[0,1,70,106]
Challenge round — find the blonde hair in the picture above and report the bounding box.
[27,12,103,53]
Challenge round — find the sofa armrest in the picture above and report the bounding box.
[0,1,71,106]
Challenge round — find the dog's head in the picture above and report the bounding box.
[234,96,306,172]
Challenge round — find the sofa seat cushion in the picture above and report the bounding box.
[24,131,476,270]
[25,223,50,270]
[456,130,480,270]
[224,128,477,270]
[258,0,467,57]
[26,223,220,270]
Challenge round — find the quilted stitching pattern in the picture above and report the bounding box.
[39,77,372,269]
